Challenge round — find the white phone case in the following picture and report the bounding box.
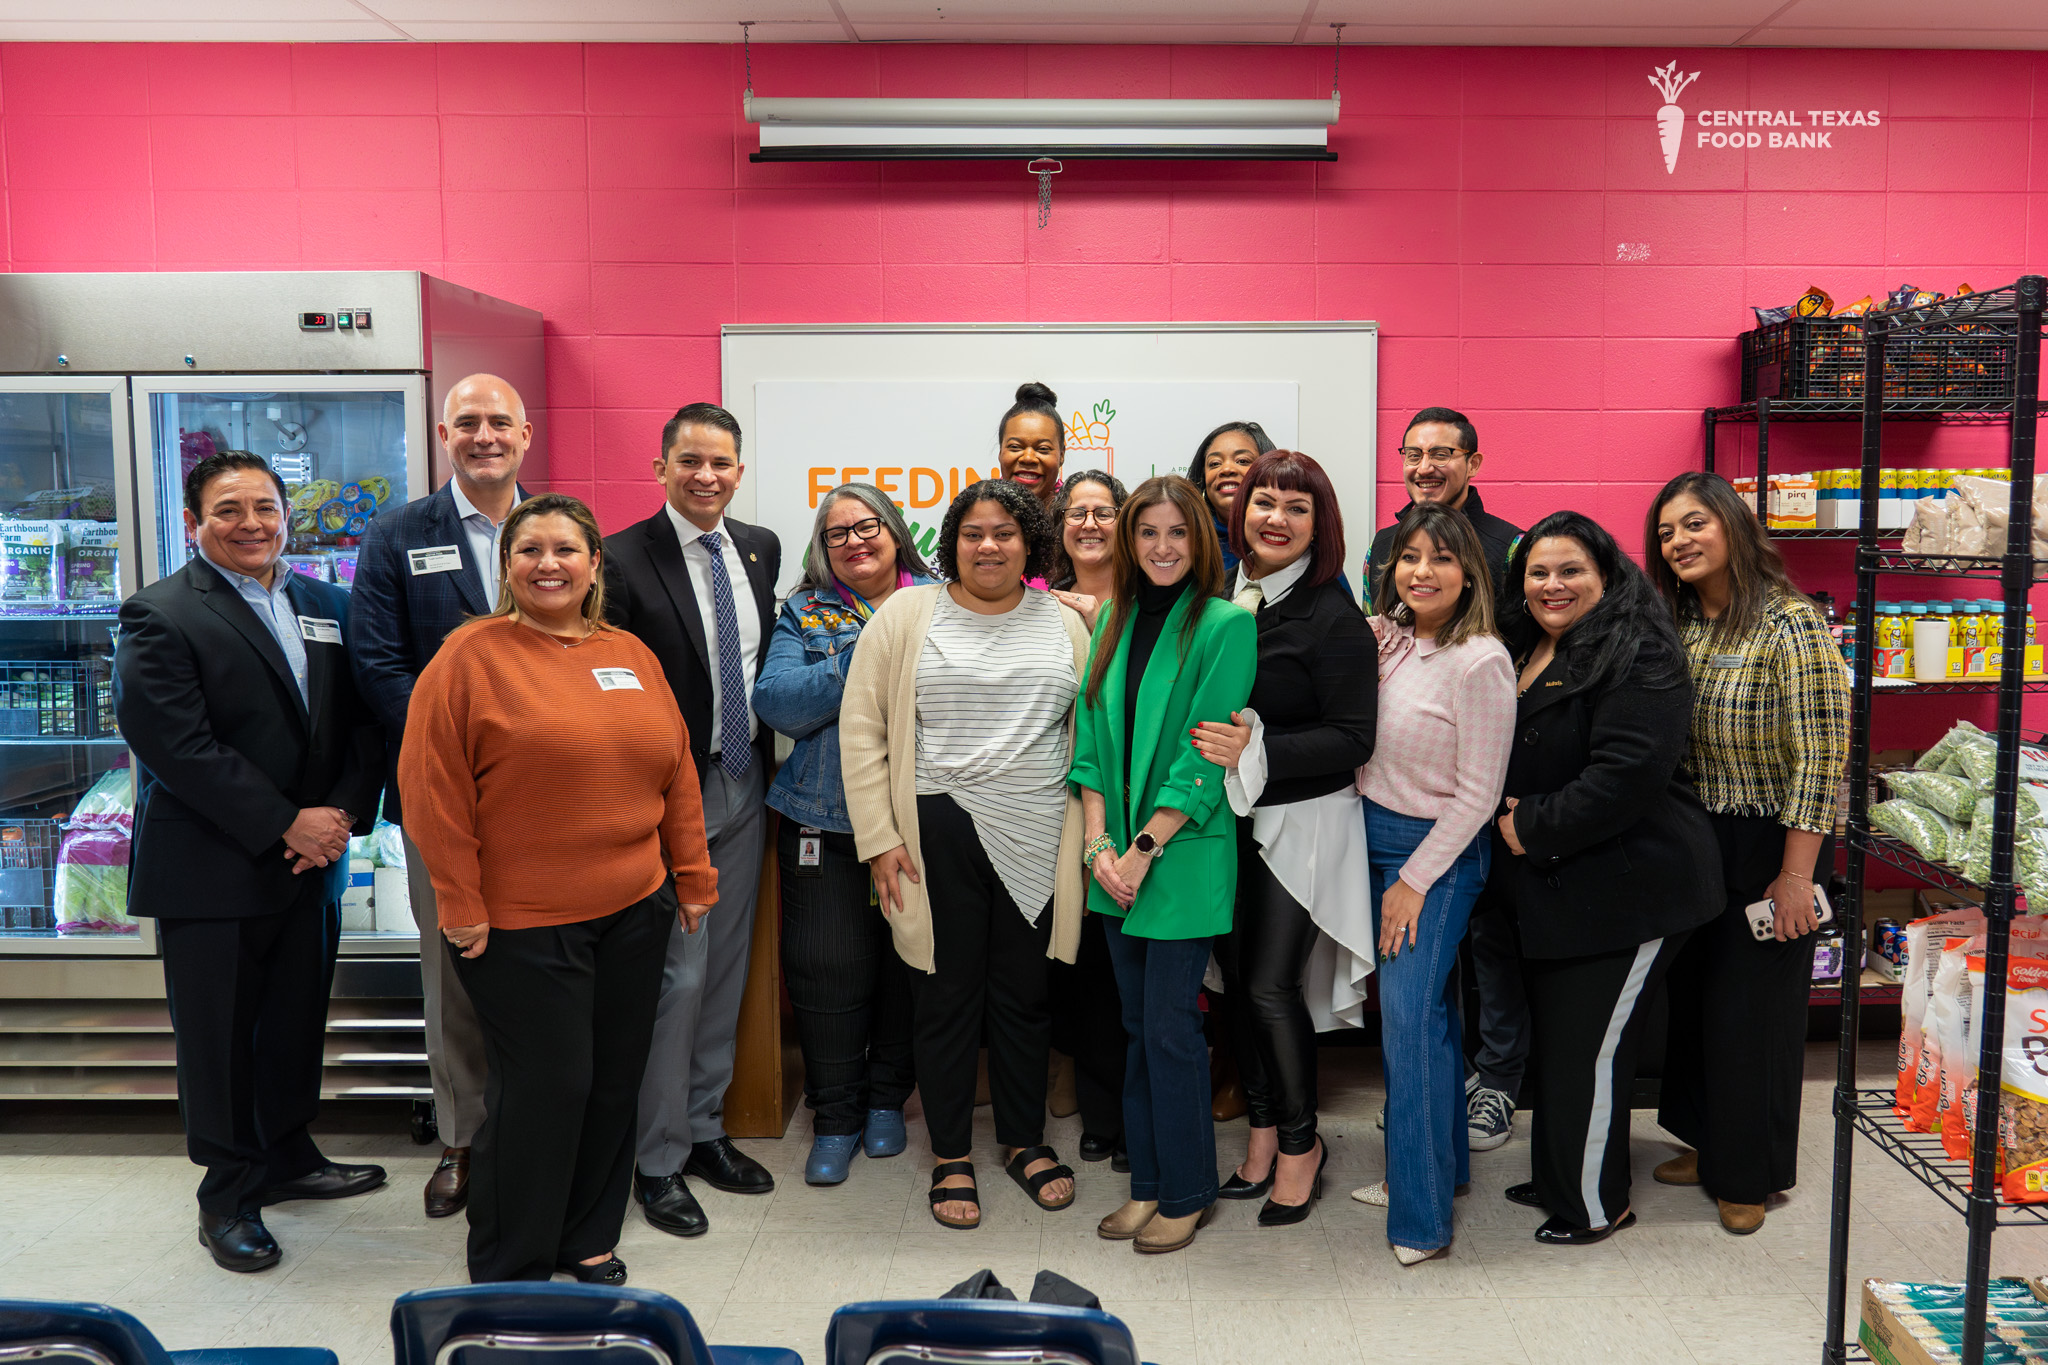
[1746,884,1834,941]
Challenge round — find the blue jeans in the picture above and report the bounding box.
[1100,915,1217,1218]
[1367,798,1491,1252]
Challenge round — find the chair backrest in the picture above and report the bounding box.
[0,1300,171,1365]
[824,1301,1139,1365]
[391,1284,713,1365]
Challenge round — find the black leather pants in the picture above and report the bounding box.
[1216,818,1323,1155]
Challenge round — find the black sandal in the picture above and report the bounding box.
[1005,1145,1076,1211]
[928,1160,980,1230]
[557,1255,627,1285]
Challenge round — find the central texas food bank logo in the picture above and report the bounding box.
[1649,62,1699,174]
[1648,59,1881,173]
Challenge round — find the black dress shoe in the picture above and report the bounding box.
[685,1137,775,1194]
[558,1255,628,1285]
[1111,1146,1130,1175]
[197,1210,281,1273]
[1258,1142,1329,1227]
[1504,1181,1545,1210]
[1217,1165,1274,1200]
[1078,1132,1119,1163]
[635,1170,709,1237]
[1534,1210,1636,1246]
[263,1161,387,1205]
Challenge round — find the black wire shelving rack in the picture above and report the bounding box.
[1820,275,2047,1365]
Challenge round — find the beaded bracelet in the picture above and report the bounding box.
[1083,833,1117,869]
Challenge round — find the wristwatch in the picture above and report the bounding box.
[1134,831,1164,858]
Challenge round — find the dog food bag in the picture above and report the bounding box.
[1999,956,2048,1204]
[1899,912,1989,1118]
[1872,799,1959,865]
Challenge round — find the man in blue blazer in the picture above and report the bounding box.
[117,451,387,1273]
[349,373,532,1219]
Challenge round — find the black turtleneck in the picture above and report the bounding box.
[1123,575,1194,793]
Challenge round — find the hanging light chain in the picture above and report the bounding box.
[741,21,754,94]
[1029,158,1062,229]
[1331,23,1345,99]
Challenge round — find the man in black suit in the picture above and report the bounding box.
[350,373,532,1221]
[604,402,780,1237]
[115,451,388,1273]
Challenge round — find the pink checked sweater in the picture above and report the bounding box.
[1354,622,1518,894]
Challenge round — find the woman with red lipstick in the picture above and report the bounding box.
[997,381,1066,509]
[1489,511,1721,1248]
[1186,420,1275,576]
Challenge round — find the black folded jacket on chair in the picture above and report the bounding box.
[941,1268,1101,1308]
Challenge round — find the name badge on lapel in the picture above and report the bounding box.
[1709,653,1746,669]
[297,616,342,646]
[592,668,643,691]
[408,546,463,575]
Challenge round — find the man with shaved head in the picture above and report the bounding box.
[350,372,533,1218]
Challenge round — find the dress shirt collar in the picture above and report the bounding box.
[198,548,290,600]
[448,477,494,527]
[1234,551,1311,608]
[664,500,729,551]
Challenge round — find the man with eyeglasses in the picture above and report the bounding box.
[1362,406,1528,1158]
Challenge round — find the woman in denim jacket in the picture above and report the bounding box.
[754,484,937,1185]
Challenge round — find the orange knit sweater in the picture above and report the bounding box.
[398,616,719,931]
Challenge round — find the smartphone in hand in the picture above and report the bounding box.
[1745,884,1834,941]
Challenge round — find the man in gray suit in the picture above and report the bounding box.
[603,403,780,1236]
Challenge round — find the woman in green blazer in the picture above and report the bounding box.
[1069,475,1257,1256]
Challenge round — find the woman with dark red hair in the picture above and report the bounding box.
[1192,450,1377,1227]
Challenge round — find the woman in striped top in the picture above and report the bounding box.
[1347,503,1516,1265]
[839,479,1092,1230]
[1646,472,1850,1236]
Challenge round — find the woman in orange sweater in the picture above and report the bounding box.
[400,493,717,1286]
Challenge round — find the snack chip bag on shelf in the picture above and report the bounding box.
[1796,285,1835,318]
[1886,770,1981,823]
[1919,938,1975,1133]
[1999,956,2048,1204]
[1838,296,1875,319]
[1898,910,1988,1120]
[1753,304,1794,326]
[1871,798,1958,864]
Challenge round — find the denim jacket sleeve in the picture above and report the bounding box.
[752,595,850,742]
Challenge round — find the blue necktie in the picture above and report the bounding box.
[701,530,752,780]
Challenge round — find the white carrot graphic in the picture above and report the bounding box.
[1649,61,1699,175]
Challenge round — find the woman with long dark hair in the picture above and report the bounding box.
[1191,451,1373,1228]
[1186,421,1276,575]
[753,484,936,1186]
[1644,472,1849,1236]
[1070,475,1256,1254]
[1490,511,1722,1246]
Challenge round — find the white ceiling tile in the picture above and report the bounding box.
[850,22,1303,40]
[0,0,367,17]
[378,0,829,20]
[391,19,840,39]
[1763,0,2048,26]
[1318,0,1780,24]
[1753,26,2048,47]
[840,0,1304,19]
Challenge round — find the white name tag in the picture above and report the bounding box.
[297,616,343,646]
[592,667,643,691]
[1709,653,1746,669]
[408,546,464,575]
[799,828,822,867]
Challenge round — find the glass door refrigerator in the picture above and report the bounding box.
[0,272,543,1110]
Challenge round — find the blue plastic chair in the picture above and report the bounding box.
[824,1301,1142,1365]
[0,1298,336,1365]
[392,1283,800,1365]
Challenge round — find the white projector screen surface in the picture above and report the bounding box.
[721,323,1377,598]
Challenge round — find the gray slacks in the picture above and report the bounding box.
[403,829,488,1149]
[635,758,767,1175]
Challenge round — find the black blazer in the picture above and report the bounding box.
[114,559,384,919]
[603,510,781,770]
[1245,575,1377,807]
[348,481,527,825]
[1490,634,1722,959]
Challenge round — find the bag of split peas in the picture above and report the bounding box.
[1999,955,2048,1204]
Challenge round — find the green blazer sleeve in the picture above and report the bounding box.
[1067,617,1114,801]
[1152,601,1257,826]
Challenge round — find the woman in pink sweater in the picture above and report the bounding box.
[1350,502,1517,1266]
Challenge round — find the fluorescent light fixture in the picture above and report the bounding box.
[744,95,1340,162]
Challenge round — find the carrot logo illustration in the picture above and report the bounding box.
[1649,61,1700,174]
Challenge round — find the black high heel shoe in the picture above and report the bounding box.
[1258,1141,1328,1227]
[559,1255,628,1285]
[1218,1162,1274,1200]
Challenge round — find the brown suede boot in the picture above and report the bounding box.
[1134,1203,1217,1254]
[1718,1199,1766,1235]
[1097,1199,1158,1241]
[1653,1149,1701,1186]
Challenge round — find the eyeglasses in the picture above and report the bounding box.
[1399,447,1472,468]
[822,517,885,548]
[1064,506,1117,525]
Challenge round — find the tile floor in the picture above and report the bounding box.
[4,1041,2044,1365]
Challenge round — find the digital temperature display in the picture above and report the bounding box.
[298,311,334,330]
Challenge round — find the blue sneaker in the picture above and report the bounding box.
[806,1133,861,1185]
[863,1107,907,1159]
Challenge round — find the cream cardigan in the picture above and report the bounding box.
[839,583,1088,973]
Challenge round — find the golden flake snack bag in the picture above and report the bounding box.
[1999,955,2048,1204]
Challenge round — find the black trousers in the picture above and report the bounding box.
[1215,819,1322,1155]
[452,886,674,1283]
[1049,911,1127,1142]
[1524,931,1690,1230]
[911,794,1054,1159]
[1658,814,1828,1204]
[779,821,915,1136]
[159,886,339,1217]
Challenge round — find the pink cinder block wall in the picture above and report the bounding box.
[0,39,2041,678]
